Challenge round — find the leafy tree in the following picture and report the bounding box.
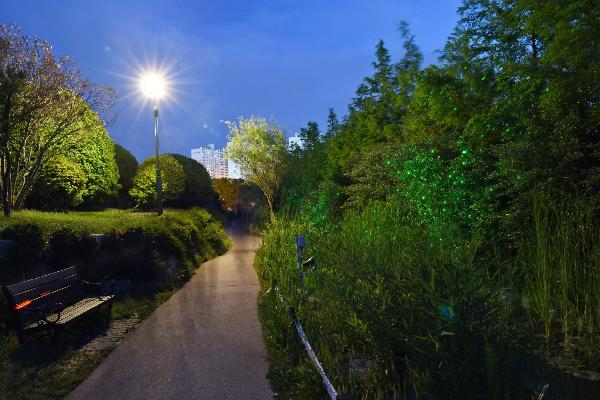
[324,108,340,141]
[212,177,266,215]
[115,143,138,207]
[298,121,321,151]
[26,155,86,211]
[428,0,600,237]
[282,122,328,214]
[344,143,402,210]
[0,24,114,216]
[238,181,265,206]
[329,23,423,172]
[395,21,423,112]
[167,153,214,207]
[66,108,119,207]
[212,178,240,211]
[24,102,119,210]
[129,155,185,209]
[225,116,287,220]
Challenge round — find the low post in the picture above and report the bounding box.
[295,235,305,277]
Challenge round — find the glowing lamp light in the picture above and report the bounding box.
[140,74,166,99]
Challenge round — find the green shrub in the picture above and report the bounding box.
[167,154,215,208]
[26,156,87,211]
[130,155,185,209]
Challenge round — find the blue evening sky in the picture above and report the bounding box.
[1,0,462,161]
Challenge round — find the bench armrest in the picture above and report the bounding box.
[42,302,64,324]
[82,280,115,296]
[21,302,64,324]
[81,280,102,287]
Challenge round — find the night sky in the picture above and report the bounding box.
[1,0,462,162]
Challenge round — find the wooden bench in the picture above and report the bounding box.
[2,267,114,343]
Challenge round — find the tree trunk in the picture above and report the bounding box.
[1,157,9,217]
[1,95,12,217]
[266,196,275,222]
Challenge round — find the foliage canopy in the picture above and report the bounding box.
[129,155,185,209]
[225,116,287,220]
[0,24,115,216]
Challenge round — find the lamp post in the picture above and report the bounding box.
[140,74,166,216]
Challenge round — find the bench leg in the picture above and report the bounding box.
[104,299,114,326]
[50,325,63,342]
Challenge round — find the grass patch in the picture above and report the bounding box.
[111,287,178,321]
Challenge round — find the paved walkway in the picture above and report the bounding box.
[68,227,272,400]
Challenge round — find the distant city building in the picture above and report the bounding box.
[191,144,228,179]
[191,143,245,180]
[288,134,303,149]
[227,159,244,179]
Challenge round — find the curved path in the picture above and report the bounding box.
[68,226,272,400]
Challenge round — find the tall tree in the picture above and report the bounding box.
[436,0,600,233]
[298,121,321,151]
[212,178,240,211]
[225,116,287,220]
[324,108,339,140]
[394,21,423,114]
[0,24,114,216]
[282,122,327,213]
[66,107,119,207]
[167,153,214,207]
[329,23,423,171]
[26,105,120,210]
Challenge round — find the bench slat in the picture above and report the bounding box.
[54,296,113,325]
[25,296,113,330]
[5,267,78,296]
[10,275,81,305]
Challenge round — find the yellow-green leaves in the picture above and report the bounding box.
[225,116,287,220]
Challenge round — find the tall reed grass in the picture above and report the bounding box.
[520,192,600,366]
[256,201,527,399]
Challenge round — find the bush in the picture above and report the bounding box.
[48,227,80,267]
[167,154,215,208]
[130,155,185,209]
[26,155,87,211]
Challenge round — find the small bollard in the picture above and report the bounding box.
[295,235,305,277]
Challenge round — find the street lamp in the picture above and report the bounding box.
[140,74,166,215]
